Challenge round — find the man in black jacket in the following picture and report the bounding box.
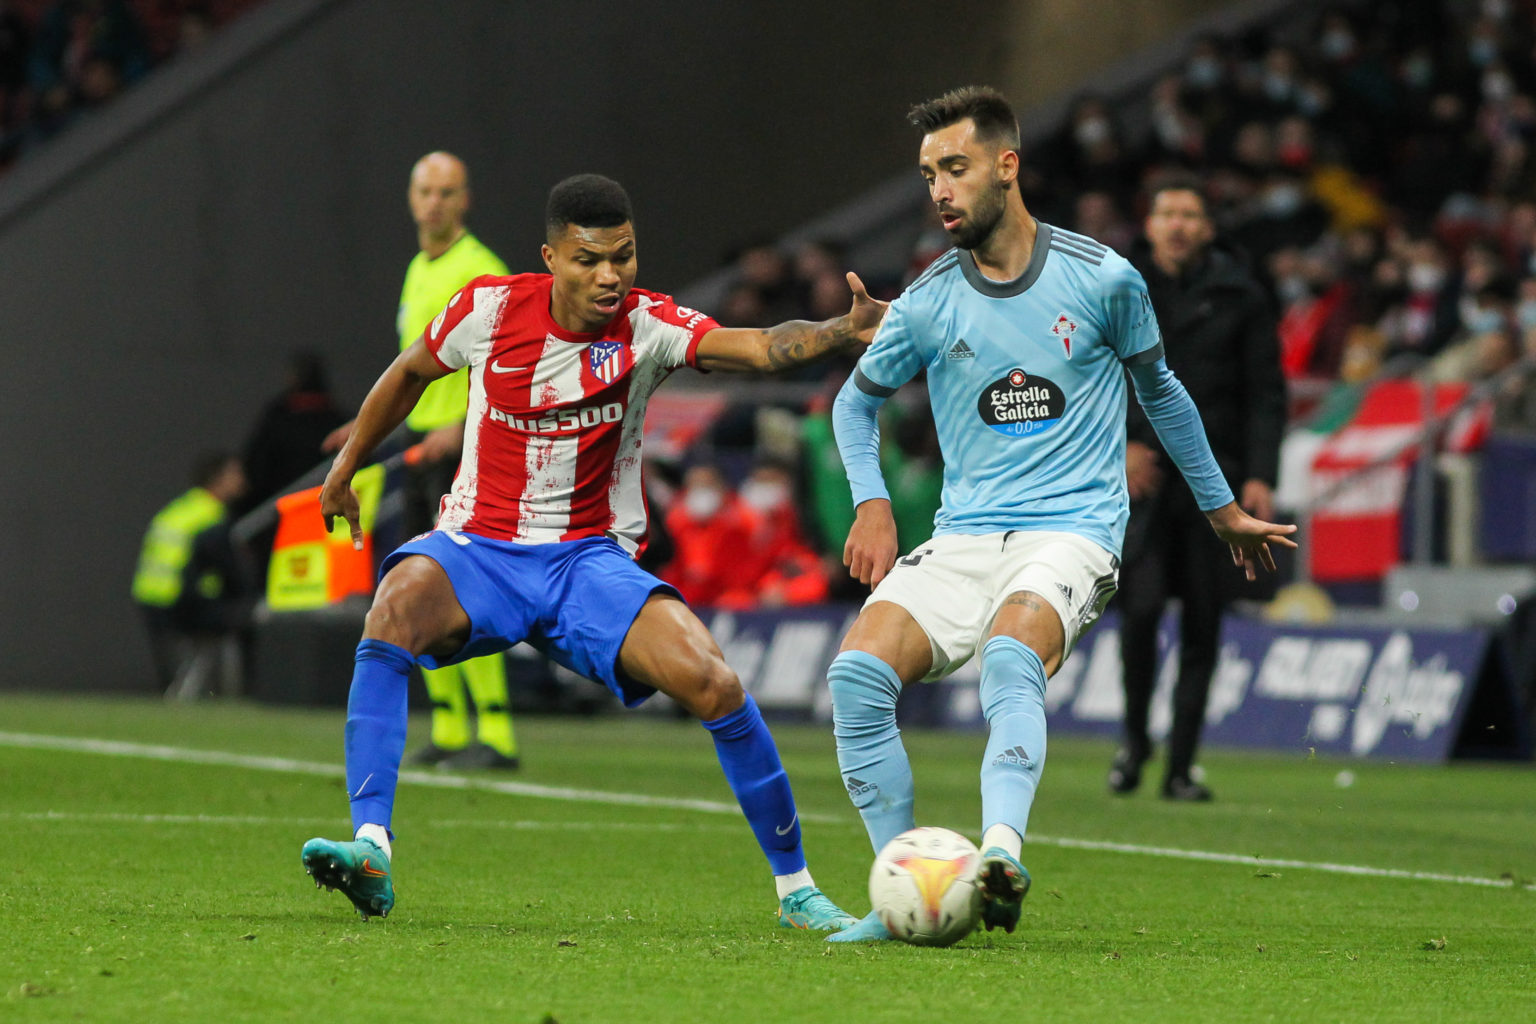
[1109,178,1286,801]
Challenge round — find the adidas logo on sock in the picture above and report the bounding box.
[991,745,1035,769]
[844,776,878,798]
[947,338,975,359]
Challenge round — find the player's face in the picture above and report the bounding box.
[408,157,470,241]
[1145,189,1212,268]
[542,223,638,331]
[919,119,1014,251]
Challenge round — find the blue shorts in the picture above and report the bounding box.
[380,531,679,708]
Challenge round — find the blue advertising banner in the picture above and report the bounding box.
[674,606,1498,763]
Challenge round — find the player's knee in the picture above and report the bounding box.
[362,593,419,652]
[687,655,743,722]
[362,581,443,654]
[979,636,1046,716]
[827,651,901,713]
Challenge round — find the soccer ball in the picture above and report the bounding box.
[868,826,983,947]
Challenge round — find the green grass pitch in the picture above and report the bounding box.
[2,693,1532,1023]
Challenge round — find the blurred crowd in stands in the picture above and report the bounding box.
[126,0,1536,630]
[670,0,1536,606]
[0,0,258,170]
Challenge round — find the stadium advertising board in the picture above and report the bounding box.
[691,607,1496,763]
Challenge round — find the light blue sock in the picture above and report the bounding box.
[828,651,913,852]
[701,693,806,876]
[978,636,1048,843]
[345,638,415,835]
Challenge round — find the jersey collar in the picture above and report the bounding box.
[957,221,1052,298]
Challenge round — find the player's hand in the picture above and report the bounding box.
[844,498,899,588]
[319,467,364,551]
[845,272,889,344]
[1205,500,1298,582]
[322,419,356,454]
[1126,441,1163,500]
[1240,478,1275,523]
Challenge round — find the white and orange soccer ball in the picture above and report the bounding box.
[868,826,983,946]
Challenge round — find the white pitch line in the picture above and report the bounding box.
[0,811,750,833]
[5,731,1530,892]
[0,731,843,824]
[1026,834,1536,891]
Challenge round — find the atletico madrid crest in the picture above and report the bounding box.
[588,341,630,385]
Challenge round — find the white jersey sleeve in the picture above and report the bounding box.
[424,275,507,371]
[629,293,720,370]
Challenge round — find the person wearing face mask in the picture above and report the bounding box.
[1057,95,1133,205]
[661,463,756,608]
[717,460,831,609]
[1428,278,1518,383]
[1383,239,1461,360]
[1231,171,1329,269]
[1110,177,1286,802]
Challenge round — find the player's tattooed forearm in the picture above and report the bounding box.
[761,316,859,370]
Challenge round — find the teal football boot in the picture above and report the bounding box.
[301,836,395,920]
[976,846,1031,933]
[777,886,857,931]
[825,909,893,943]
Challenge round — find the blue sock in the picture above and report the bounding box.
[701,693,805,876]
[828,651,913,852]
[345,638,416,835]
[978,636,1048,842]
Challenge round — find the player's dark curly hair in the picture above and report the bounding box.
[546,174,633,236]
[907,86,1020,153]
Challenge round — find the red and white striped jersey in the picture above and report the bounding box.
[422,273,718,553]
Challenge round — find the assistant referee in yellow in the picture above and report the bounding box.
[328,151,519,770]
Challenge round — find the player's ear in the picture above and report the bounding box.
[541,243,555,272]
[997,147,1020,187]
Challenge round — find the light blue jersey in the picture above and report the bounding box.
[836,222,1231,558]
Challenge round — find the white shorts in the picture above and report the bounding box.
[864,530,1119,681]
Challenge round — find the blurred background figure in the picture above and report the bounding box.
[131,450,252,700]
[237,349,351,572]
[1111,178,1286,802]
[26,0,148,143]
[661,463,753,608]
[716,459,829,610]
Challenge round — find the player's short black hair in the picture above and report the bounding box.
[190,451,237,489]
[546,174,633,237]
[907,86,1021,153]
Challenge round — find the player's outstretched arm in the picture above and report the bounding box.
[321,339,448,548]
[1204,500,1299,582]
[693,272,887,373]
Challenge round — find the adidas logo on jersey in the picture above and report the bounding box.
[947,338,975,359]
